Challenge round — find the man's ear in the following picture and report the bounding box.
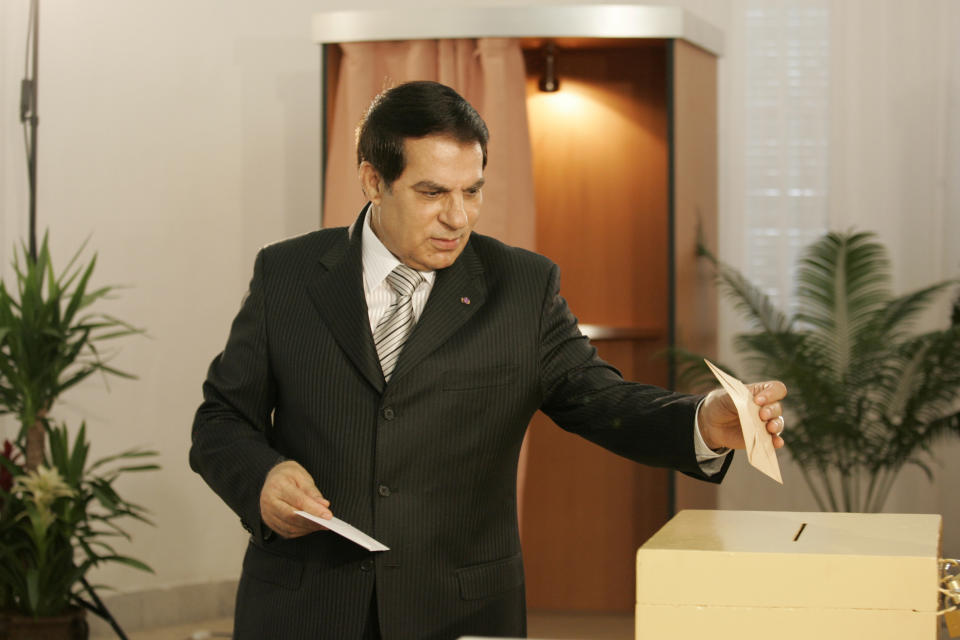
[358,162,384,205]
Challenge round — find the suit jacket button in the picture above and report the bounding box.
[378,484,391,497]
[382,407,395,420]
[360,559,374,572]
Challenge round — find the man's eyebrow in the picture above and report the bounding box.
[412,181,450,192]
[411,179,485,191]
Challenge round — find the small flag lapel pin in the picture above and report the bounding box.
[460,296,471,305]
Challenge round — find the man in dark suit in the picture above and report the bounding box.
[190,81,786,640]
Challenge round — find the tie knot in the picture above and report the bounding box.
[385,264,422,298]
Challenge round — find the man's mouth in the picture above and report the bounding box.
[431,237,460,250]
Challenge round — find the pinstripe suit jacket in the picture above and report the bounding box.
[190,208,729,640]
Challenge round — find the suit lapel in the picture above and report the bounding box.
[389,241,486,384]
[306,209,385,394]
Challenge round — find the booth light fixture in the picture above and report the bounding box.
[538,43,559,93]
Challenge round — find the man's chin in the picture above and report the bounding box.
[418,249,464,271]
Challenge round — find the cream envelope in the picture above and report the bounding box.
[704,359,782,483]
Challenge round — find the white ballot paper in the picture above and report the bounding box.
[704,359,783,484]
[294,510,390,552]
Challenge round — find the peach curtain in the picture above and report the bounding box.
[321,38,536,529]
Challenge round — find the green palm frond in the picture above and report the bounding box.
[794,232,891,386]
[874,282,956,338]
[894,327,960,426]
[697,242,794,357]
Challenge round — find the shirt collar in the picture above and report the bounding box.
[361,204,436,294]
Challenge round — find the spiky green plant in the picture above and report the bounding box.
[0,232,157,618]
[0,422,158,616]
[0,232,141,470]
[680,231,960,512]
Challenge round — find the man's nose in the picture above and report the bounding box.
[440,194,468,229]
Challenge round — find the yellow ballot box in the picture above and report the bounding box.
[635,510,942,639]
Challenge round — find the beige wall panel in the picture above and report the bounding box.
[671,39,719,513]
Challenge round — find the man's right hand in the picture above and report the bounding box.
[259,460,332,539]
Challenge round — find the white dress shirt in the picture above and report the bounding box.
[362,207,435,331]
[359,207,727,472]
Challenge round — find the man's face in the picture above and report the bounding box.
[362,135,484,271]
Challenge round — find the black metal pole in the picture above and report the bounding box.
[27,0,40,262]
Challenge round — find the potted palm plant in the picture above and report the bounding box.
[679,230,960,512]
[0,237,158,639]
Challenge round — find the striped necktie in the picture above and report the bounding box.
[373,264,423,381]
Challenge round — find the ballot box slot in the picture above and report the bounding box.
[793,522,807,542]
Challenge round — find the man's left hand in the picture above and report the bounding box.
[698,381,787,451]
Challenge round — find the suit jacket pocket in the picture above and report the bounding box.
[455,552,524,601]
[442,365,519,391]
[242,542,304,590]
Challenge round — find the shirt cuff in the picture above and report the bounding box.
[694,397,730,474]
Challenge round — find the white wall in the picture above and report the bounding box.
[1,0,957,598]
[0,0,324,591]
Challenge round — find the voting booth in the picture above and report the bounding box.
[636,510,943,639]
[313,4,724,612]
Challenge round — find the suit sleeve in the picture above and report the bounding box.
[190,249,285,543]
[537,263,731,482]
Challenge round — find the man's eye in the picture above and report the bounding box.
[422,191,441,198]
[465,188,481,197]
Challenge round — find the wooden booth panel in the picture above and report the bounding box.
[672,40,718,364]
[671,40,720,512]
[525,44,669,328]
[521,42,672,612]
[523,340,670,612]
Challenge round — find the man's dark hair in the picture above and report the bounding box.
[357,81,489,186]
